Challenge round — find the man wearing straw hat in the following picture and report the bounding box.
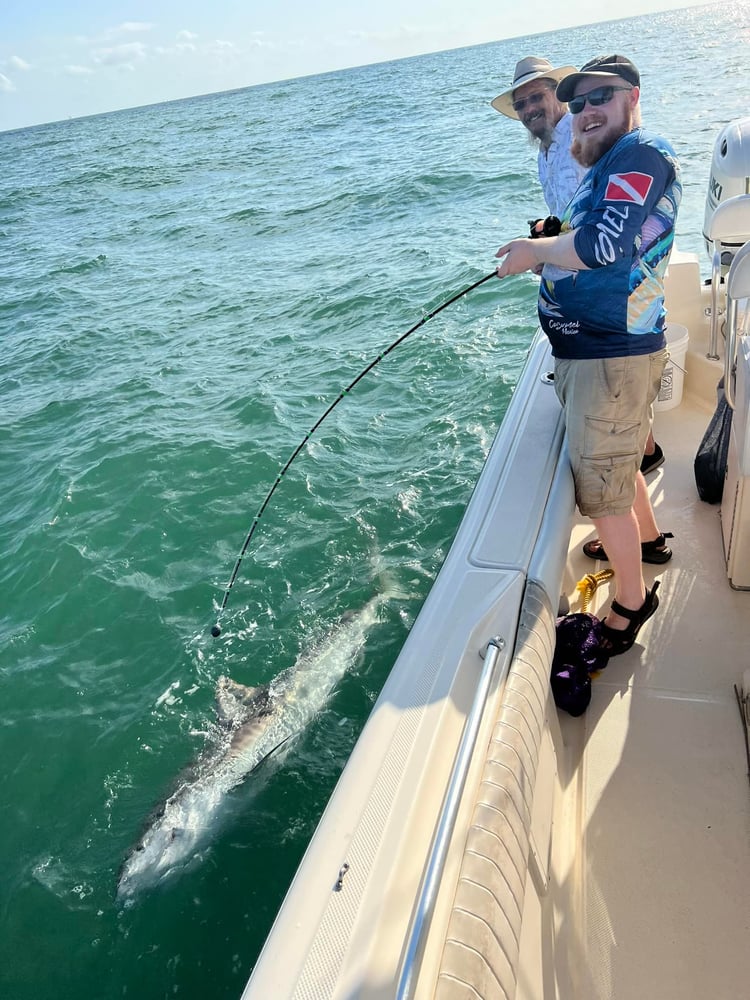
[495,55,681,656]
[493,55,664,474]
[492,55,587,217]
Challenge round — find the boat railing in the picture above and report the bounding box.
[724,240,750,410]
[395,635,508,1000]
[706,194,750,360]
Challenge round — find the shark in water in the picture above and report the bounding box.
[117,589,390,900]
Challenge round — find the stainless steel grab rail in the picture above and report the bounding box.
[708,248,723,361]
[396,635,507,1000]
[724,241,750,410]
[706,195,750,360]
[724,294,739,410]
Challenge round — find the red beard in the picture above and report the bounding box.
[571,108,634,167]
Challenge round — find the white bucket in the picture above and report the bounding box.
[655,323,689,411]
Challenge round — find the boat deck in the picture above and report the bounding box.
[556,395,750,1000]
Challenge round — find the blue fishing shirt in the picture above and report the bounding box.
[538,128,682,359]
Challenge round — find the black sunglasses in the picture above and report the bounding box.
[511,86,554,114]
[568,85,632,115]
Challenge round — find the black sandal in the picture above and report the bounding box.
[583,533,673,564]
[599,582,660,656]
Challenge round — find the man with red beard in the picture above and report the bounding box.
[495,55,681,656]
[491,56,588,217]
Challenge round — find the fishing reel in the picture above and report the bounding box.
[528,215,562,239]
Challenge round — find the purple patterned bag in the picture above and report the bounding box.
[551,613,610,717]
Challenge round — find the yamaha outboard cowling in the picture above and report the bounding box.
[703,116,750,260]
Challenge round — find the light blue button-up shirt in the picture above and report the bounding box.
[537,113,588,217]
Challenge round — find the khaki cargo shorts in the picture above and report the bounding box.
[554,349,668,518]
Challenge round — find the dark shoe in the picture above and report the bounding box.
[640,442,665,476]
[599,581,660,656]
[582,533,674,564]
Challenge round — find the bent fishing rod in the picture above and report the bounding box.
[210,269,497,637]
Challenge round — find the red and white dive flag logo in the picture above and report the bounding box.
[604,172,653,205]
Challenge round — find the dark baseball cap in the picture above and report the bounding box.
[556,55,640,102]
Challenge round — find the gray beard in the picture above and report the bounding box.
[527,128,555,153]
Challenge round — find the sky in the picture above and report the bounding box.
[1,1,712,132]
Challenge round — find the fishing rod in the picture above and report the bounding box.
[210,269,497,637]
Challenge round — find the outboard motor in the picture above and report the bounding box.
[703,116,750,260]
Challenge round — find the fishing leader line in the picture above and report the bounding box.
[210,270,497,637]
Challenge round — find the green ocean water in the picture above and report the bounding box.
[1,4,748,997]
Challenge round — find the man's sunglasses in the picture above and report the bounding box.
[568,85,632,115]
[511,87,554,114]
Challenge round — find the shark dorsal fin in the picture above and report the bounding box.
[215,675,272,726]
[218,676,263,702]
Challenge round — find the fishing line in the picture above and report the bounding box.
[211,270,496,637]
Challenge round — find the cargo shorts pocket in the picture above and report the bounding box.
[577,454,638,517]
[582,415,641,463]
[577,415,641,516]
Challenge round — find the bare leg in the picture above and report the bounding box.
[585,472,662,556]
[592,510,646,630]
[633,471,660,542]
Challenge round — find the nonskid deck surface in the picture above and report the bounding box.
[560,396,750,1000]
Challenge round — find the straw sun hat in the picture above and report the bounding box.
[491,56,578,119]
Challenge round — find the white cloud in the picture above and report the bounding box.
[9,56,32,71]
[75,22,154,46]
[177,30,198,41]
[154,42,196,56]
[93,42,148,68]
[65,65,95,76]
[203,39,238,59]
[0,72,15,92]
[247,32,272,50]
[115,22,154,35]
[346,24,424,44]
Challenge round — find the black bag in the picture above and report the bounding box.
[694,377,733,504]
